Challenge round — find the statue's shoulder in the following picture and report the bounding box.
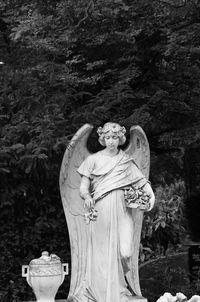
[83,152,100,165]
[120,150,132,160]
[120,150,126,156]
[86,152,99,160]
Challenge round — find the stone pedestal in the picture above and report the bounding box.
[130,296,147,302]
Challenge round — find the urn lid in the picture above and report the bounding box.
[30,251,61,265]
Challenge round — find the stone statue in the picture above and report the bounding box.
[59,122,155,302]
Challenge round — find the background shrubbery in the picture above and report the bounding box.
[1,0,200,301]
[141,179,187,262]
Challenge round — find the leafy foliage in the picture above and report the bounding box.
[140,179,187,262]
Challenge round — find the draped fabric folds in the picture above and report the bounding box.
[76,150,147,302]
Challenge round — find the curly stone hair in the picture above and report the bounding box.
[97,122,126,146]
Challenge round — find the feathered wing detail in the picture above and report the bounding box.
[59,124,93,300]
[125,125,150,178]
[124,125,150,296]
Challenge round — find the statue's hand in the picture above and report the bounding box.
[84,197,95,210]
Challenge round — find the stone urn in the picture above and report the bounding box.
[22,251,68,302]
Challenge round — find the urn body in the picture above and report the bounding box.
[22,251,68,302]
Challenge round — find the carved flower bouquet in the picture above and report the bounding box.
[124,186,150,210]
[84,208,98,224]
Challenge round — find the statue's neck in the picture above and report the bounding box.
[101,148,119,157]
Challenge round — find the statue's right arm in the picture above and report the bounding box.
[80,175,94,209]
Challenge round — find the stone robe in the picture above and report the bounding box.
[77,150,147,302]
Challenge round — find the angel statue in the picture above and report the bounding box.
[59,122,155,302]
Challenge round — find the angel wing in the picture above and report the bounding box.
[59,124,93,300]
[124,125,150,297]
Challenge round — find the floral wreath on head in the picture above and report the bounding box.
[97,122,126,146]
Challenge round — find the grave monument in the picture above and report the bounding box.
[59,123,155,302]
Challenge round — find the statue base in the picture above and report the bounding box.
[23,298,147,302]
[23,300,67,302]
[22,299,67,302]
[130,296,147,302]
[65,295,147,302]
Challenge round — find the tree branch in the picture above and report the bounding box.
[74,0,94,29]
[155,0,187,8]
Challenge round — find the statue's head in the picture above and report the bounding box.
[97,122,126,146]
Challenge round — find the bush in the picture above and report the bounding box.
[140,179,187,262]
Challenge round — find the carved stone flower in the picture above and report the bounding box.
[84,208,98,224]
[124,187,150,209]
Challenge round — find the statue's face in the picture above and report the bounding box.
[104,131,119,151]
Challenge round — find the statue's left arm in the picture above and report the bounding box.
[80,175,94,209]
[130,159,155,211]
